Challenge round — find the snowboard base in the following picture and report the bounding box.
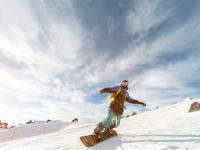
[80,129,118,148]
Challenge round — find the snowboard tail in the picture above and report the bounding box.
[80,129,118,148]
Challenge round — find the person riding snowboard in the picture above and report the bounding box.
[94,80,146,137]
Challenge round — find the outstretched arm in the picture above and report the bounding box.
[126,94,146,106]
[99,86,119,94]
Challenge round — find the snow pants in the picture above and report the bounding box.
[102,108,122,129]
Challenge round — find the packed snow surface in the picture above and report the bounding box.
[0,121,69,143]
[0,97,199,150]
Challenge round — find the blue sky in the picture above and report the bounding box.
[0,0,200,125]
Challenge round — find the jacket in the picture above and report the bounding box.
[101,85,145,115]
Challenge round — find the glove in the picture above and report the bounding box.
[142,103,146,107]
[100,89,105,94]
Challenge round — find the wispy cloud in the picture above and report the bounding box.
[0,0,200,125]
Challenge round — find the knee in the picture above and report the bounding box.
[102,118,111,128]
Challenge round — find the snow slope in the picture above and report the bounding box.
[0,121,69,143]
[0,97,199,150]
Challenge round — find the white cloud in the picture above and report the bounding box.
[0,1,95,125]
[0,0,200,126]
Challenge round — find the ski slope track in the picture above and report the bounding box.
[0,97,199,150]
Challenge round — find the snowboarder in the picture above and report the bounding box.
[94,80,146,137]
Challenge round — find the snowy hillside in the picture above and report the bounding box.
[0,97,199,150]
[0,121,69,143]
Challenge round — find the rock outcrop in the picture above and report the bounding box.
[189,102,200,112]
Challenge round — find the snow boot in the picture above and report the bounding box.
[104,124,116,136]
[93,122,104,142]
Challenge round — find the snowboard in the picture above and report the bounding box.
[80,129,118,148]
